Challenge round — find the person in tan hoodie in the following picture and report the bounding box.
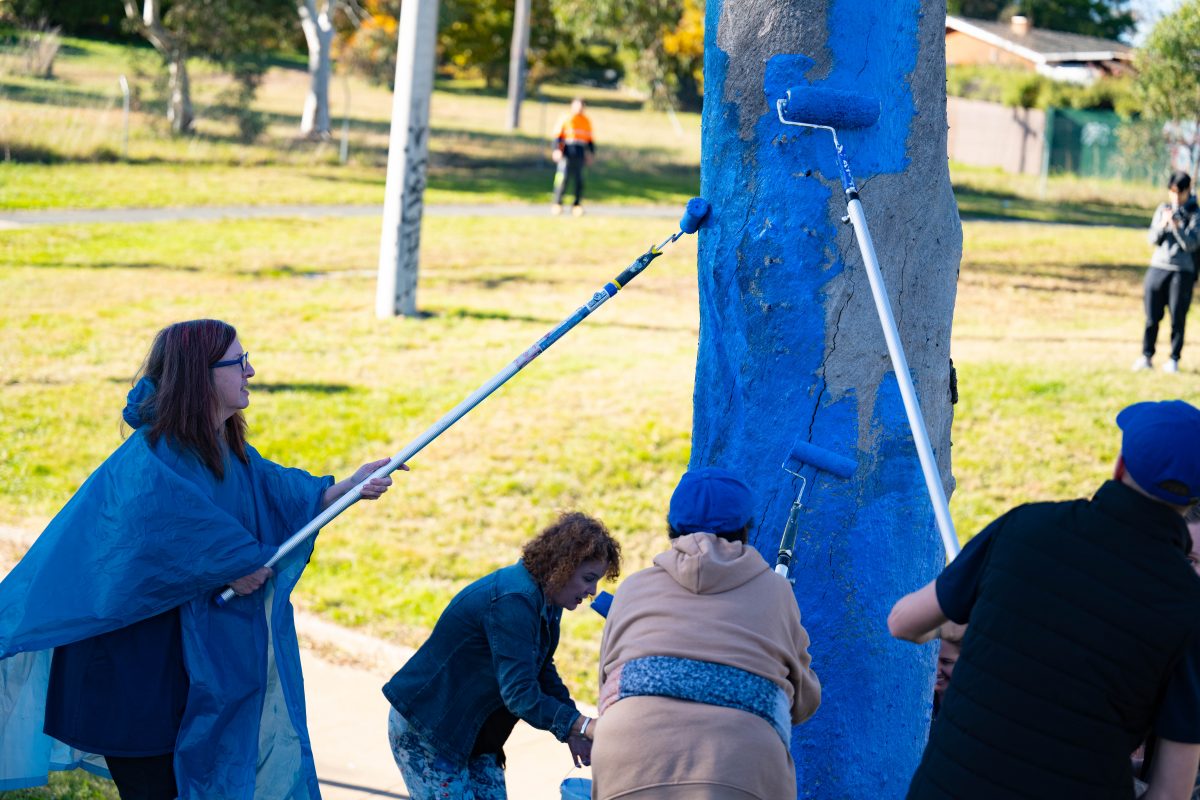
[590,467,821,800]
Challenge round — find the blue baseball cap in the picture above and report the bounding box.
[668,467,755,534]
[1116,400,1200,505]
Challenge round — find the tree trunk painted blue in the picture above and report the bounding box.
[697,2,961,797]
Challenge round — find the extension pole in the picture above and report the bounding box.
[216,209,707,605]
[844,194,958,559]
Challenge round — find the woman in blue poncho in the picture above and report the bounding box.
[0,319,398,800]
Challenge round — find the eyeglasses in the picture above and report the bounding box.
[211,352,251,372]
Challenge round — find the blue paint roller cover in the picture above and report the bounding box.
[785,439,858,480]
[591,590,614,618]
[782,86,881,130]
[679,197,711,234]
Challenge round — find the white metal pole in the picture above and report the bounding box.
[376,0,439,318]
[846,197,960,560]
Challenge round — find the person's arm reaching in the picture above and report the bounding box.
[321,458,402,509]
[1142,738,1200,800]
[485,594,580,741]
[888,581,948,644]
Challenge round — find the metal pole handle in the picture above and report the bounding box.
[845,197,960,560]
[216,230,692,605]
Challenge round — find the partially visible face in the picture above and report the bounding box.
[212,337,254,423]
[934,640,961,696]
[1169,187,1184,208]
[571,99,585,115]
[1187,519,1200,577]
[549,558,606,610]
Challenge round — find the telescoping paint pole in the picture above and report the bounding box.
[216,198,713,605]
[776,87,959,561]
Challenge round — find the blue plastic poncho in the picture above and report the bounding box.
[0,382,333,799]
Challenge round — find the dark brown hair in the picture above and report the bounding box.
[522,512,621,593]
[667,521,751,544]
[136,319,247,478]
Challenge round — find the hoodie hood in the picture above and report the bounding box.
[123,376,157,429]
[652,532,769,595]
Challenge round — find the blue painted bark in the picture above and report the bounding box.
[696,2,961,797]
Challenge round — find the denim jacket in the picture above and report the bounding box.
[382,561,580,764]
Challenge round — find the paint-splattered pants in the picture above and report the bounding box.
[388,707,507,800]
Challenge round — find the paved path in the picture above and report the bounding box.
[0,203,683,229]
[298,612,593,800]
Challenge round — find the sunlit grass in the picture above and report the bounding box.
[4,209,1194,698]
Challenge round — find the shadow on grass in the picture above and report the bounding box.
[0,80,118,108]
[955,186,1149,228]
[437,82,648,112]
[25,261,204,272]
[252,382,354,394]
[439,306,696,334]
[971,260,1143,282]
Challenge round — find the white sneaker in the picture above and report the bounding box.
[551,204,563,216]
[1132,356,1152,371]
[1164,359,1180,373]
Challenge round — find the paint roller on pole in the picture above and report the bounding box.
[216,198,713,605]
[776,439,857,580]
[776,86,959,561]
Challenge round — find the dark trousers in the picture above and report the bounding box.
[552,155,586,206]
[1143,267,1195,361]
[106,753,178,800]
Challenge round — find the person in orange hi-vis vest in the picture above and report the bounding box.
[551,98,595,217]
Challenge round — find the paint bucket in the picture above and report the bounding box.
[560,776,592,799]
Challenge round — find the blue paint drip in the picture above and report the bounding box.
[698,1,943,797]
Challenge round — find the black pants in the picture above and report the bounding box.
[106,753,178,800]
[1143,267,1195,361]
[552,155,586,206]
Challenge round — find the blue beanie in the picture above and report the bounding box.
[1116,400,1200,505]
[668,467,755,534]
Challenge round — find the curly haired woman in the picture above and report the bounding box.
[383,511,621,799]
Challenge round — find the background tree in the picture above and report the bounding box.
[297,0,342,138]
[1133,0,1200,178]
[0,0,129,38]
[660,0,703,110]
[551,0,685,104]
[122,0,293,134]
[697,0,959,795]
[947,0,1007,16]
[335,1,398,87]
[948,0,1135,39]
[1018,0,1135,38]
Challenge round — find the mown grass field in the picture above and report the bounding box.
[0,32,1196,798]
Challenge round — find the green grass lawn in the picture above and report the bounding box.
[0,34,1165,225]
[2,209,1191,692]
[0,36,701,209]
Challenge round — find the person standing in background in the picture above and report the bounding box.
[1135,171,1199,374]
[551,98,595,217]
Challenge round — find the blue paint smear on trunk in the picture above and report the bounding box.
[697,0,940,797]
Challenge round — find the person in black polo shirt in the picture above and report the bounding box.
[889,399,1200,800]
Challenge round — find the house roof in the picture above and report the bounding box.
[946,15,1134,65]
